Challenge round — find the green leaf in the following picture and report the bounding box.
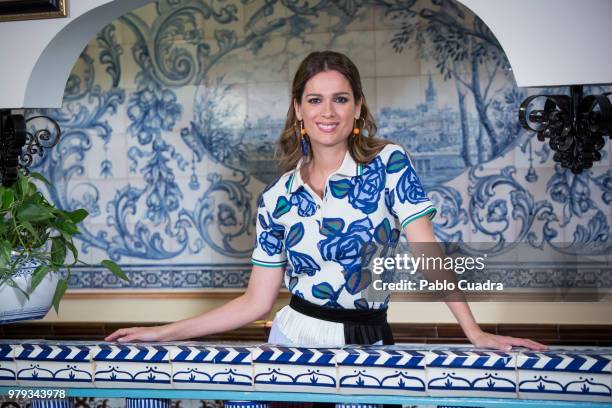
[55,218,80,236]
[30,264,51,293]
[50,237,67,266]
[29,172,51,186]
[52,279,68,313]
[1,188,14,210]
[101,259,129,281]
[67,209,89,224]
[16,203,54,222]
[272,197,291,218]
[386,150,409,173]
[20,221,38,240]
[312,282,335,300]
[17,175,29,197]
[329,179,352,198]
[65,240,79,266]
[0,240,10,266]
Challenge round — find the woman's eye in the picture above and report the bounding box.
[307,98,320,104]
[335,96,349,103]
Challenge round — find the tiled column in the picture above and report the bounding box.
[223,402,268,408]
[126,398,172,408]
[30,399,73,408]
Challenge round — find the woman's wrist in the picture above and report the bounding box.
[156,323,177,342]
[464,324,484,343]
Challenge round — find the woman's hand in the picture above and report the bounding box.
[469,329,549,351]
[105,326,165,343]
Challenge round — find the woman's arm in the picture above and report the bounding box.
[403,216,548,351]
[105,265,285,342]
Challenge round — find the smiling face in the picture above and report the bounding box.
[294,70,362,151]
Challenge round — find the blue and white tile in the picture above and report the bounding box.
[246,36,292,83]
[15,343,93,388]
[341,6,374,32]
[376,77,424,116]
[336,346,427,396]
[246,82,290,124]
[517,350,612,402]
[374,31,421,77]
[286,33,332,80]
[373,4,404,30]
[199,0,244,40]
[328,31,375,78]
[243,0,286,36]
[93,344,172,389]
[171,344,253,390]
[0,342,16,386]
[425,349,517,398]
[252,346,337,393]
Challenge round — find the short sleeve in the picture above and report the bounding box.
[385,146,437,228]
[251,192,288,268]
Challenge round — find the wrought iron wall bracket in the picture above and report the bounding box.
[0,109,26,187]
[0,108,61,186]
[518,85,612,174]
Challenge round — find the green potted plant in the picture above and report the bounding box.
[0,172,128,324]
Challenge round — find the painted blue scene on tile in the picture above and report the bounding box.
[23,0,610,291]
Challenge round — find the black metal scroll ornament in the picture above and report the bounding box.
[0,109,61,186]
[0,110,26,187]
[518,85,612,174]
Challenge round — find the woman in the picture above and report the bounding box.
[106,51,546,352]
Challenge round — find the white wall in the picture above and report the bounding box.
[0,0,150,108]
[460,0,612,87]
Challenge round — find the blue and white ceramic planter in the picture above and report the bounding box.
[0,256,56,324]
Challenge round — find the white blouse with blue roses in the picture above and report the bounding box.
[251,144,437,310]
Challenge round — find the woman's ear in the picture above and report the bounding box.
[293,98,301,121]
[355,96,363,120]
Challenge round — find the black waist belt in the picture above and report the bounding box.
[289,295,395,345]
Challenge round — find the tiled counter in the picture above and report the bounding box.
[1,341,611,407]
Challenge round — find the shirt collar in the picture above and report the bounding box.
[286,150,363,194]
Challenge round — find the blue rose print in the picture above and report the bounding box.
[329,157,386,214]
[290,189,317,216]
[317,217,373,274]
[257,212,285,256]
[286,223,320,276]
[312,282,342,309]
[387,150,428,204]
[272,188,317,218]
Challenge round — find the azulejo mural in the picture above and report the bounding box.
[24,0,610,291]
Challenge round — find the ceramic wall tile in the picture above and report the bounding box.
[20,0,612,295]
[517,350,612,402]
[336,346,427,396]
[93,344,172,389]
[252,346,337,394]
[425,349,517,398]
[171,345,253,390]
[15,343,93,388]
[0,343,16,386]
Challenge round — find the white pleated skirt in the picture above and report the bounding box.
[267,305,382,347]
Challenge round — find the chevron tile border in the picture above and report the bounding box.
[253,346,337,394]
[0,342,610,402]
[517,349,612,402]
[426,348,517,398]
[14,343,94,388]
[0,342,16,386]
[336,346,426,396]
[170,345,253,390]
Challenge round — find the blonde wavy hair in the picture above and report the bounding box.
[276,50,393,174]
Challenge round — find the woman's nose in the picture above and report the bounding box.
[322,101,336,117]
